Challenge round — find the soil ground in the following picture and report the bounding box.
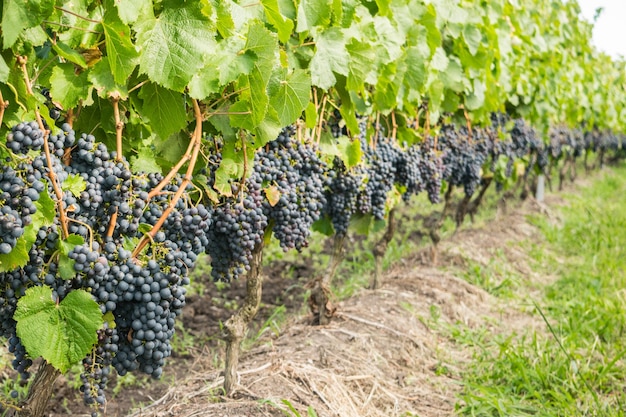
[27,183,572,416]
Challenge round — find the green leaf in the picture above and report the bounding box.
[465,78,486,110]
[14,286,103,373]
[312,217,334,237]
[350,213,373,236]
[114,0,151,24]
[345,38,377,90]
[463,25,482,56]
[337,137,362,169]
[261,0,294,43]
[49,64,91,110]
[430,47,449,72]
[62,174,87,198]
[0,227,32,272]
[135,3,216,91]
[310,28,349,90]
[189,37,256,100]
[103,10,139,84]
[58,255,76,280]
[33,184,55,227]
[138,83,188,139]
[51,42,87,69]
[88,57,129,99]
[296,0,331,32]
[304,102,317,129]
[131,146,162,174]
[269,69,311,126]
[0,56,9,83]
[58,235,85,256]
[2,0,54,49]
[244,22,279,83]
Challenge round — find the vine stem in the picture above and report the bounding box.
[18,56,69,238]
[112,96,124,161]
[315,94,327,146]
[223,238,265,395]
[371,208,396,290]
[54,6,101,23]
[132,99,203,258]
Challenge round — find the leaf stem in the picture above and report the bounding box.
[42,20,102,34]
[18,56,69,238]
[54,6,101,24]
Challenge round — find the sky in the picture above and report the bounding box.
[578,0,626,59]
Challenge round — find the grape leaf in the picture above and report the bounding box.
[189,37,256,100]
[264,185,281,206]
[311,217,334,237]
[310,28,349,90]
[131,146,162,174]
[49,64,92,110]
[103,11,139,84]
[88,57,129,99]
[138,83,188,140]
[0,56,9,83]
[463,24,482,56]
[135,3,217,91]
[244,22,279,83]
[337,136,362,169]
[51,42,87,69]
[14,286,103,373]
[261,0,294,43]
[114,0,151,24]
[296,0,331,32]
[63,174,87,198]
[1,0,54,49]
[269,69,311,126]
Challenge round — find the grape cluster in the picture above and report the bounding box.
[438,125,487,197]
[0,121,212,414]
[204,127,327,281]
[324,159,363,235]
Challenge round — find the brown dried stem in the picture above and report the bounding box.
[132,99,203,258]
[18,56,69,238]
[112,96,124,161]
[106,207,118,238]
[390,111,398,142]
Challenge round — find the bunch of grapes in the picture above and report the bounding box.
[0,121,212,414]
[204,127,328,281]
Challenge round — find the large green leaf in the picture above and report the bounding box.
[310,28,349,90]
[269,69,311,126]
[138,82,188,139]
[136,3,216,91]
[2,0,54,48]
[103,10,139,84]
[296,0,331,32]
[49,64,92,110]
[14,286,103,373]
[261,0,294,43]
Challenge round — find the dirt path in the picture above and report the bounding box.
[89,191,568,417]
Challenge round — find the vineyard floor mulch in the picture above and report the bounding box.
[42,183,575,417]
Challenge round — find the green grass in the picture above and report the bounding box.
[456,165,626,416]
